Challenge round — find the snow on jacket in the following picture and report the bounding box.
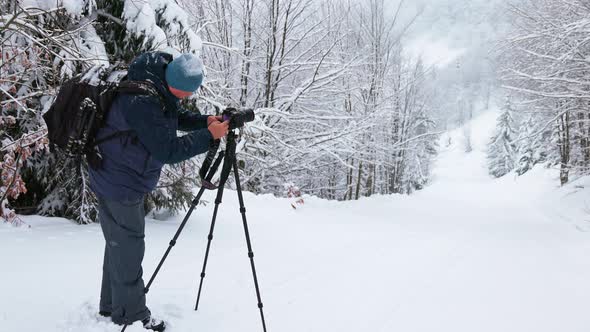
[89,52,212,201]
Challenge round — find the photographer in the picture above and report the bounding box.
[88,52,227,331]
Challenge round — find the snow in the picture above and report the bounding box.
[515,168,590,233]
[78,25,109,67]
[149,0,203,53]
[20,0,86,16]
[122,0,203,55]
[176,55,203,76]
[123,0,168,50]
[2,109,590,332]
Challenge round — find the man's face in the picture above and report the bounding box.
[169,86,193,99]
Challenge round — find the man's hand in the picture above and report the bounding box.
[207,115,223,127]
[208,120,229,140]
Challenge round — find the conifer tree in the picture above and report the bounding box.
[2,0,204,224]
[514,115,547,176]
[487,98,517,178]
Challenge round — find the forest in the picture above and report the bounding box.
[1,0,588,225]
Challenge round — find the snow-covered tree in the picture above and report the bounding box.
[500,0,590,185]
[1,0,205,224]
[487,99,517,178]
[186,0,440,200]
[2,0,443,225]
[514,115,547,176]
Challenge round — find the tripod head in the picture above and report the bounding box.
[199,105,255,189]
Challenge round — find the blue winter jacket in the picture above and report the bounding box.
[89,52,213,201]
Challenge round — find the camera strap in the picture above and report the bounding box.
[199,139,223,190]
[199,130,239,190]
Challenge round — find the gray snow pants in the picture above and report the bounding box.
[98,195,150,325]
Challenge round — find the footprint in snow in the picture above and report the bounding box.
[57,301,117,332]
[162,303,183,319]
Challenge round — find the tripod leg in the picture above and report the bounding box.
[145,186,207,293]
[232,159,268,332]
[194,183,226,310]
[121,186,206,332]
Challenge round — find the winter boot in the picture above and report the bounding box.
[98,311,111,318]
[142,316,166,332]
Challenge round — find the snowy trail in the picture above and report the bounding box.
[2,111,590,332]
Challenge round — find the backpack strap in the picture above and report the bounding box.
[91,80,167,147]
[117,80,167,108]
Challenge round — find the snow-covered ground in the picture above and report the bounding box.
[2,110,590,332]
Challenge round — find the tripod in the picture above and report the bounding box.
[121,130,268,332]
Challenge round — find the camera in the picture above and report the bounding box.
[222,107,255,130]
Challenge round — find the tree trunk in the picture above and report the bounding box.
[345,159,353,200]
[355,160,363,200]
[239,0,254,106]
[558,111,570,185]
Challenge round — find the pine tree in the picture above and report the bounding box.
[2,0,204,224]
[487,99,517,178]
[514,115,547,176]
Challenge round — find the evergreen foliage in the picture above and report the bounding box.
[487,99,517,178]
[514,116,547,176]
[1,0,204,224]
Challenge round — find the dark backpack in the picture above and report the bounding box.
[43,65,164,169]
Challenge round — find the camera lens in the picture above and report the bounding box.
[240,108,255,123]
[222,107,255,130]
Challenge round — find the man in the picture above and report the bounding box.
[89,52,228,331]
